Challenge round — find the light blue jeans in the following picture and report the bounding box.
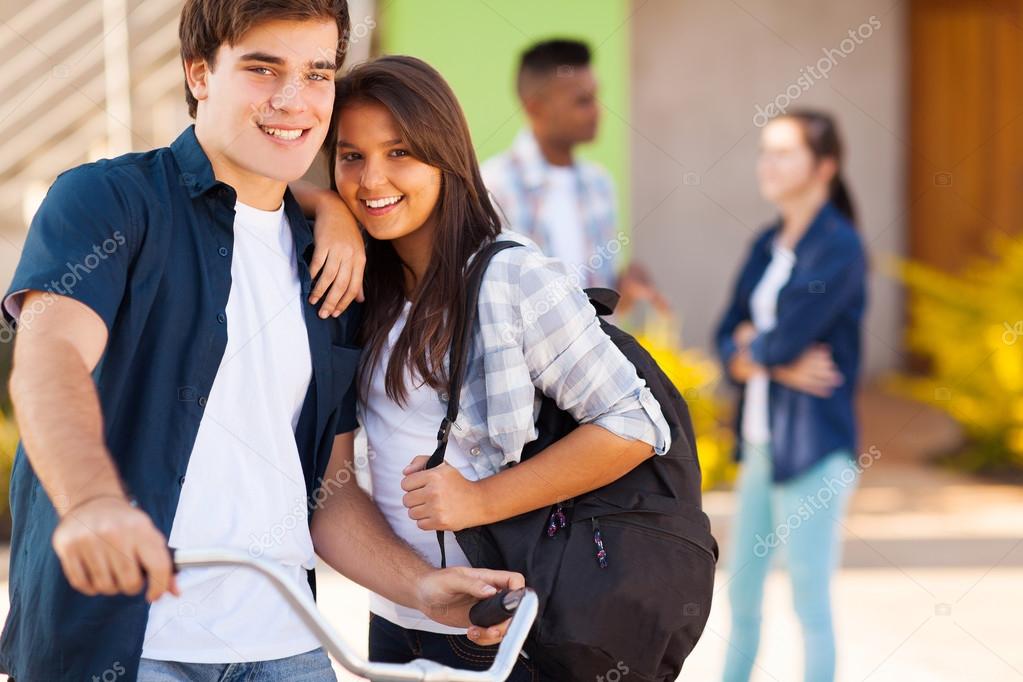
[138,647,335,681]
[722,444,859,682]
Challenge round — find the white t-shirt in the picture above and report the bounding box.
[142,201,319,663]
[539,166,587,277]
[742,241,796,445]
[361,301,479,634]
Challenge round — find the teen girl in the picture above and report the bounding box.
[714,110,868,682]
[320,55,672,680]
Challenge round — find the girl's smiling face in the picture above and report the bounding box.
[757,116,835,205]
[333,100,442,243]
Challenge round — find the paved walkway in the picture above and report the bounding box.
[681,384,1023,681]
[0,385,1020,680]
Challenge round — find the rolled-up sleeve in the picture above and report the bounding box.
[515,252,671,455]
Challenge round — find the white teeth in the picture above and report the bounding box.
[261,126,303,140]
[364,196,402,208]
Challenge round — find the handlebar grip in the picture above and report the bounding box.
[469,588,525,628]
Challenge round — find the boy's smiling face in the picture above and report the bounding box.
[185,18,338,204]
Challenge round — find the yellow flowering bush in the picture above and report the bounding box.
[890,237,1023,471]
[633,317,736,490]
[0,410,18,538]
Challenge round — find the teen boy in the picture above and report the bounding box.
[0,2,521,679]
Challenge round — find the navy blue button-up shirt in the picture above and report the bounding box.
[0,126,361,681]
[714,202,867,482]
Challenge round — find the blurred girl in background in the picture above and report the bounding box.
[714,110,868,682]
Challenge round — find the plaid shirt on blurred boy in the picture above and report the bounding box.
[481,129,623,288]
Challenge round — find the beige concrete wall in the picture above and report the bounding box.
[628,0,905,377]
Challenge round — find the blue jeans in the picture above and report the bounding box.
[722,445,859,682]
[138,647,335,681]
[369,613,541,681]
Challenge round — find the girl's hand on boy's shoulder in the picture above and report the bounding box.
[309,190,366,318]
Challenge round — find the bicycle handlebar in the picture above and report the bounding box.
[172,548,538,682]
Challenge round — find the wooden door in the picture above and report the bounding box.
[909,0,1023,271]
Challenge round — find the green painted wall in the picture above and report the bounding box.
[378,0,631,231]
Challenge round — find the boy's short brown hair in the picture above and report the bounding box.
[179,0,350,118]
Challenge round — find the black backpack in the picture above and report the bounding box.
[427,241,718,682]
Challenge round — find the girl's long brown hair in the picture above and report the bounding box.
[325,55,502,405]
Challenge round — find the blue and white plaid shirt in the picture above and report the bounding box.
[444,231,670,479]
[481,129,623,289]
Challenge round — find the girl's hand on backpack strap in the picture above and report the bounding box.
[401,456,486,531]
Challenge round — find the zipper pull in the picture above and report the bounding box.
[546,504,567,537]
[591,518,608,569]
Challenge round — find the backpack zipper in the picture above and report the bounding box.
[591,517,608,569]
[544,501,568,539]
[546,503,568,537]
[599,516,717,561]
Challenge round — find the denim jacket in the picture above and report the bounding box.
[714,202,867,482]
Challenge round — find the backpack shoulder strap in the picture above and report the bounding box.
[425,238,524,568]
[584,287,620,316]
[426,239,524,469]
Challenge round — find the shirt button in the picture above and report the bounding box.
[217,313,226,324]
[198,396,207,407]
[469,446,481,457]
[218,246,229,257]
[178,475,186,486]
